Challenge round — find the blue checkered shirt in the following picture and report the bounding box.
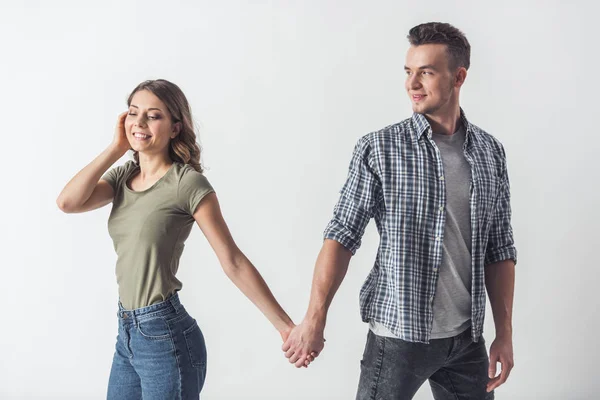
[323,110,517,343]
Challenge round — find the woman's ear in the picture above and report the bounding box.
[171,121,182,138]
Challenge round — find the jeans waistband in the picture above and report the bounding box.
[117,293,183,322]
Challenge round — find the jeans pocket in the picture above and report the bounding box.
[137,316,172,340]
[183,320,207,368]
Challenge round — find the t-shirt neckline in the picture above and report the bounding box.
[124,162,177,194]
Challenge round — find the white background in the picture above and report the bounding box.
[1,1,598,399]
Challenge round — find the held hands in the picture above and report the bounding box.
[281,319,325,368]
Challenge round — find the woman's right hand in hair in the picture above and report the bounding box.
[56,112,131,214]
[110,111,130,155]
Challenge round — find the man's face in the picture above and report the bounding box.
[404,44,460,116]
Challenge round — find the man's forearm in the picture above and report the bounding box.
[485,259,516,338]
[305,239,353,326]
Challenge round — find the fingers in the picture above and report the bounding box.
[285,349,318,368]
[295,355,309,368]
[487,351,499,393]
[487,356,514,392]
[488,352,498,379]
[280,325,323,368]
[289,352,301,364]
[284,348,295,359]
[287,351,309,368]
[487,375,502,393]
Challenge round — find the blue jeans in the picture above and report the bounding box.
[356,327,494,400]
[107,293,207,399]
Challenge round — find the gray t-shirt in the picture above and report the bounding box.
[370,124,473,339]
[102,160,214,310]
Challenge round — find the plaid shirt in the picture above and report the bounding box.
[323,109,517,343]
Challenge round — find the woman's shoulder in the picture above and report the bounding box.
[174,162,215,212]
[174,162,211,188]
[102,159,138,186]
[121,160,139,172]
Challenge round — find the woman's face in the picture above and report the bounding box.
[125,90,180,156]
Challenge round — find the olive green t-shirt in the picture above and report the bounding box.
[102,160,214,310]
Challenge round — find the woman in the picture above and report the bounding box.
[56,79,311,398]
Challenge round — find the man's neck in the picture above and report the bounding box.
[425,106,462,135]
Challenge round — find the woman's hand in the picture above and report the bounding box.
[110,111,130,156]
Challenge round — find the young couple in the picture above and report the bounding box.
[57,22,516,399]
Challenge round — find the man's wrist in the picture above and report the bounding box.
[495,326,513,339]
[304,310,327,330]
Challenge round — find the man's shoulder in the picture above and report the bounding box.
[468,122,506,155]
[359,116,414,146]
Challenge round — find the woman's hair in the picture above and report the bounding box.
[127,79,203,172]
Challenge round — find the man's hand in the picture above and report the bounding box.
[487,335,514,393]
[282,319,325,368]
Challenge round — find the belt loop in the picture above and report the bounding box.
[169,294,181,314]
[117,300,124,318]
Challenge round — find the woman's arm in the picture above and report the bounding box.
[56,112,129,213]
[192,193,294,339]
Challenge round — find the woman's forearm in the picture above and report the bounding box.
[223,253,294,335]
[56,145,123,212]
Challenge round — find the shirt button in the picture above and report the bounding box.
[439,175,445,181]
[439,206,444,212]
[435,236,441,241]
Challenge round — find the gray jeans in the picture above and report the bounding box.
[356,327,494,400]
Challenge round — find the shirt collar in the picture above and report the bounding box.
[411,107,474,140]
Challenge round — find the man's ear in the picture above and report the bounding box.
[455,67,467,88]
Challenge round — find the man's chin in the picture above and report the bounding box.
[412,104,425,114]
[412,104,436,115]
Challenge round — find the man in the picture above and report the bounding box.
[283,22,517,399]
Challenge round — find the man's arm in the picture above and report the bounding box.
[282,240,352,367]
[485,259,515,392]
[486,259,515,339]
[484,145,518,392]
[283,137,381,368]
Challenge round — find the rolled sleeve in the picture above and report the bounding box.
[324,137,381,254]
[485,159,518,266]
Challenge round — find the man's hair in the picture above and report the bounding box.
[407,22,471,71]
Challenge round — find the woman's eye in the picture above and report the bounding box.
[128,113,137,116]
